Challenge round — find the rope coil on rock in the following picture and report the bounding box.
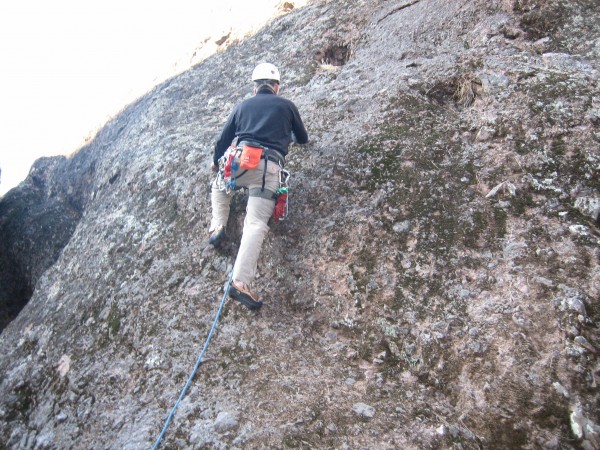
[151,266,234,450]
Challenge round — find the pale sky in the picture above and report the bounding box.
[0,0,300,196]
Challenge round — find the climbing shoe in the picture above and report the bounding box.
[229,281,263,310]
[208,226,225,246]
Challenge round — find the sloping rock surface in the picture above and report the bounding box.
[0,155,90,331]
[0,0,599,449]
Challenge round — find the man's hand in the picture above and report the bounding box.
[211,163,219,173]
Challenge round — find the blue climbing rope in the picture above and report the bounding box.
[151,267,234,450]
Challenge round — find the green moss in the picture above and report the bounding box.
[294,61,320,87]
[492,207,508,238]
[567,150,600,191]
[108,302,121,336]
[525,72,572,101]
[11,382,34,420]
[514,136,530,155]
[512,191,535,215]
[350,248,378,300]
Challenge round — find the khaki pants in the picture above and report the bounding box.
[210,157,280,285]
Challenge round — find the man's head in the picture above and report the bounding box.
[252,63,280,94]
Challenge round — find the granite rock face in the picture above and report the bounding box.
[0,0,599,449]
[0,155,90,331]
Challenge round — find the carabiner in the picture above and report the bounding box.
[279,168,290,187]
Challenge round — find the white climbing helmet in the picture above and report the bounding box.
[251,63,280,82]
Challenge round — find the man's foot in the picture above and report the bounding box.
[209,226,226,246]
[229,280,263,310]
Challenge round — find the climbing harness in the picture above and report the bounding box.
[214,143,292,220]
[151,267,235,450]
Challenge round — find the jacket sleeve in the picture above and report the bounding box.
[290,104,308,145]
[213,107,238,165]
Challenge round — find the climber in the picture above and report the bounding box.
[209,62,308,310]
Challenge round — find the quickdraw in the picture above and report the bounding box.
[274,167,290,220]
[215,146,239,193]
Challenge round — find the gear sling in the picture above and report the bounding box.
[216,141,290,220]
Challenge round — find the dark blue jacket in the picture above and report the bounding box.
[214,88,308,165]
